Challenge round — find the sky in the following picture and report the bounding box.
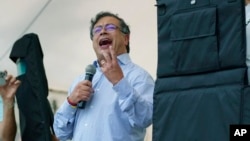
[0,0,158,91]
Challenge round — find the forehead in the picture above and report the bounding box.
[95,16,120,26]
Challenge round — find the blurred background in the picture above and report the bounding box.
[0,0,157,140]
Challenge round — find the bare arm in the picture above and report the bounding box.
[1,98,16,141]
[0,74,21,141]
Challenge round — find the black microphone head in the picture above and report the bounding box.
[85,64,96,75]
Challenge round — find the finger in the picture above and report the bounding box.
[9,75,18,85]
[14,80,21,86]
[80,80,92,87]
[79,88,93,101]
[5,75,14,86]
[80,81,94,93]
[5,75,12,83]
[82,94,91,101]
[101,50,111,64]
[78,81,93,93]
[9,75,17,85]
[100,60,106,67]
[109,46,117,62]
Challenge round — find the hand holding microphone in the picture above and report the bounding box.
[77,64,96,109]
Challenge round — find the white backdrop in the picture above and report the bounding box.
[1,1,157,140]
[0,0,157,91]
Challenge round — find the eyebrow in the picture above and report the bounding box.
[94,23,115,27]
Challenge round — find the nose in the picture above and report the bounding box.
[100,27,107,35]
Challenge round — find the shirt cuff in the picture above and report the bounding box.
[61,100,78,119]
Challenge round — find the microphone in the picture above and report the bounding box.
[77,64,96,109]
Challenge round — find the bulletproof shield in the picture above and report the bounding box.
[153,0,249,141]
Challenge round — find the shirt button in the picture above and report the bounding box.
[84,123,88,127]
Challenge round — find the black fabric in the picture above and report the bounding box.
[242,86,250,124]
[156,0,246,77]
[153,69,246,141]
[153,0,248,141]
[9,33,54,141]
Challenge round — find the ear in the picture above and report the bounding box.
[124,34,130,46]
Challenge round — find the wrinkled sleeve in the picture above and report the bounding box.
[53,76,84,140]
[53,100,77,140]
[113,73,154,128]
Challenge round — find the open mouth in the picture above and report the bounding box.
[99,38,112,49]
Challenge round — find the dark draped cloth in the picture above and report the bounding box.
[10,33,54,141]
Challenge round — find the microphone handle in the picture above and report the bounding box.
[77,101,86,109]
[85,74,94,81]
[77,74,94,109]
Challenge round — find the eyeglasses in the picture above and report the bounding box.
[92,24,120,35]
